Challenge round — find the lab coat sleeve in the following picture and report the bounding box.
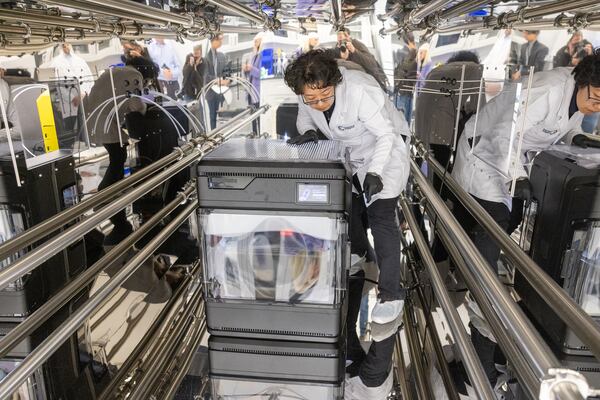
[359,91,396,176]
[296,101,318,134]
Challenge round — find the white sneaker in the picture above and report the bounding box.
[344,369,393,400]
[371,299,404,325]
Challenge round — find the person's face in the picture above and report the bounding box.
[576,85,600,115]
[155,38,165,45]
[337,32,349,44]
[254,37,262,50]
[570,33,583,45]
[524,31,538,42]
[308,37,319,48]
[302,85,335,112]
[193,48,202,59]
[418,48,427,61]
[62,44,72,55]
[504,29,512,37]
[211,36,223,49]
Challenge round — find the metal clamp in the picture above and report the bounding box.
[17,22,31,40]
[515,6,528,24]
[173,146,185,161]
[89,16,101,33]
[50,26,66,43]
[539,369,590,399]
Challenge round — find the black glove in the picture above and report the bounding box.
[287,129,319,145]
[363,173,384,203]
[514,178,532,205]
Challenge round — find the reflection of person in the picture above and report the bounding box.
[204,34,230,130]
[415,43,433,92]
[84,57,158,245]
[243,33,263,133]
[285,50,410,399]
[333,28,387,90]
[393,33,417,122]
[181,45,206,101]
[554,32,594,68]
[147,38,181,99]
[512,30,548,80]
[294,32,319,58]
[482,29,520,100]
[452,54,600,386]
[0,69,20,137]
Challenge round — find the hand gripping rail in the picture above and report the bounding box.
[410,158,590,399]
[416,142,600,361]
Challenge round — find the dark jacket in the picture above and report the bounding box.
[517,40,549,74]
[204,48,229,85]
[415,61,484,147]
[326,39,388,90]
[181,56,207,98]
[553,40,593,68]
[393,47,417,95]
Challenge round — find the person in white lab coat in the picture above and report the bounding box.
[284,49,410,399]
[451,52,600,386]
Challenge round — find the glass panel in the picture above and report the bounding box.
[9,79,89,169]
[562,221,600,318]
[211,377,341,399]
[201,211,344,305]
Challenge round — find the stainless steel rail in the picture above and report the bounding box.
[0,183,196,358]
[420,144,600,361]
[411,159,587,399]
[98,261,203,400]
[0,199,198,398]
[0,108,252,262]
[404,299,435,399]
[400,197,496,400]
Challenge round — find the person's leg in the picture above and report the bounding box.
[507,198,524,236]
[358,334,396,387]
[367,198,404,301]
[208,95,219,129]
[99,143,131,240]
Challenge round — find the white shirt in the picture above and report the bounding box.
[147,40,181,82]
[51,51,94,94]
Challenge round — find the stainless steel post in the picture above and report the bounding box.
[394,332,414,400]
[0,200,198,399]
[404,300,435,400]
[400,197,496,400]
[421,146,600,360]
[410,0,453,23]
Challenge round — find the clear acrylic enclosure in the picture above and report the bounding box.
[6,79,89,169]
[562,221,600,318]
[201,211,345,305]
[211,377,342,399]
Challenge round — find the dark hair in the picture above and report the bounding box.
[337,27,350,35]
[573,51,600,88]
[524,30,540,35]
[125,56,159,81]
[447,51,480,64]
[284,49,343,95]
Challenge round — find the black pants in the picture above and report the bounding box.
[350,195,405,300]
[455,195,510,385]
[98,143,130,231]
[159,80,180,99]
[207,92,221,130]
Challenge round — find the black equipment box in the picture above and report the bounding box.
[208,336,344,384]
[197,139,351,342]
[516,146,600,360]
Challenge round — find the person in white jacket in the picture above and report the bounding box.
[284,49,410,399]
[451,52,600,386]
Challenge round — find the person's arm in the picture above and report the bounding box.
[358,90,398,176]
[534,44,549,72]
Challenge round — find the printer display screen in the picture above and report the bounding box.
[297,183,329,204]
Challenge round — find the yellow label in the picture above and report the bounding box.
[36,91,59,153]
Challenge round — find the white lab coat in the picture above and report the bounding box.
[452,68,584,210]
[296,67,411,203]
[51,52,94,118]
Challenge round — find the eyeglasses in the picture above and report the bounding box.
[302,94,335,106]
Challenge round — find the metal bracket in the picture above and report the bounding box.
[89,16,101,33]
[17,22,31,40]
[539,368,590,399]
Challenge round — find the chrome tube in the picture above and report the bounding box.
[433,220,540,398]
[410,0,453,23]
[0,108,253,261]
[410,158,560,381]
[98,262,202,400]
[404,300,435,399]
[400,198,495,400]
[421,146,600,360]
[0,200,198,399]
[204,0,266,25]
[42,0,168,25]
[0,184,196,359]
[394,333,413,400]
[331,0,345,28]
[0,106,267,291]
